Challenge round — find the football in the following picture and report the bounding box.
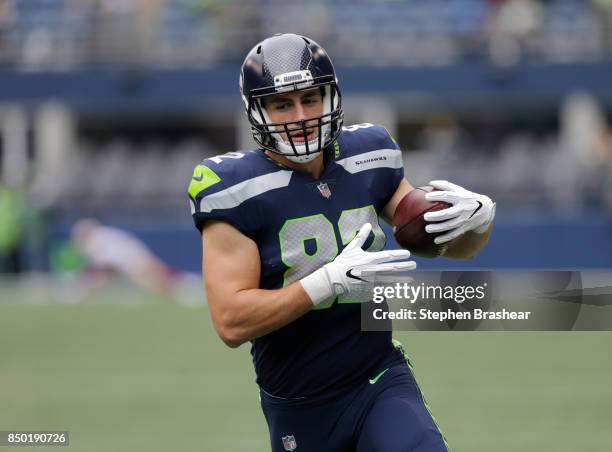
[392,186,451,257]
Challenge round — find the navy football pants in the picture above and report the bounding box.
[260,361,449,452]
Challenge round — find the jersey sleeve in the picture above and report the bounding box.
[187,161,258,239]
[370,125,405,206]
[379,126,404,199]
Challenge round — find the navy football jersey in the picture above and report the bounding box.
[189,123,405,398]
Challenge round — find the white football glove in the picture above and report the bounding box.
[300,223,416,306]
[424,180,496,245]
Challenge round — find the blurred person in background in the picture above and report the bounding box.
[594,0,612,53]
[485,0,542,67]
[89,0,165,66]
[554,91,612,212]
[189,0,264,62]
[0,0,15,64]
[560,92,611,168]
[0,184,26,273]
[69,218,193,303]
[189,33,495,452]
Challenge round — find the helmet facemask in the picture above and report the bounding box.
[245,81,343,163]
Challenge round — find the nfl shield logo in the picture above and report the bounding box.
[282,435,297,451]
[317,182,332,199]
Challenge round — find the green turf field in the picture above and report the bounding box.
[1,296,611,452]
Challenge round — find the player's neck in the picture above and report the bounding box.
[265,151,325,179]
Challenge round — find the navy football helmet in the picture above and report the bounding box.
[240,33,343,162]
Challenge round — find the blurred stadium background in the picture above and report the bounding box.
[0,1,611,451]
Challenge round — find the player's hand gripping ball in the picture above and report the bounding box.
[392,186,451,257]
[393,181,496,257]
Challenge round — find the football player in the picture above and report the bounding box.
[188,34,495,451]
[70,219,190,303]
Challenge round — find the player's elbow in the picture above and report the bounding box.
[211,316,238,347]
[218,330,244,348]
[216,312,248,348]
[214,322,244,348]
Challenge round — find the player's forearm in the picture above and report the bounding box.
[442,224,492,259]
[211,282,313,348]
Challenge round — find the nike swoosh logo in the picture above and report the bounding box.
[192,173,204,181]
[346,268,366,282]
[469,201,483,218]
[369,368,390,385]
